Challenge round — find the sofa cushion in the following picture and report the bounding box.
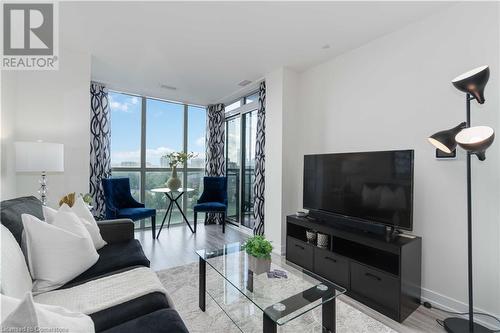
[1,196,43,245]
[100,308,188,333]
[61,239,150,288]
[90,292,170,332]
[1,225,33,298]
[22,213,99,294]
[193,202,227,212]
[117,207,156,220]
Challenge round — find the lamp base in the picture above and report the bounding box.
[444,318,493,333]
[39,171,48,206]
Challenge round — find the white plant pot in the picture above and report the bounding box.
[248,255,271,275]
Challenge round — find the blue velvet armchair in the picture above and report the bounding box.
[102,177,157,238]
[193,177,227,233]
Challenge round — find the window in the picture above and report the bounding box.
[186,106,207,221]
[225,100,241,113]
[109,91,206,229]
[244,92,259,104]
[187,106,206,168]
[110,93,141,167]
[146,99,184,167]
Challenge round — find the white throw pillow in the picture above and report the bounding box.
[69,197,107,249]
[43,199,107,250]
[42,205,57,222]
[0,225,33,298]
[22,213,99,294]
[1,293,94,333]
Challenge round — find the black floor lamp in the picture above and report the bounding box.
[428,65,495,333]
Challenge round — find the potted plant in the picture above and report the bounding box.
[243,235,273,275]
[162,151,197,191]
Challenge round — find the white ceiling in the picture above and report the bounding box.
[60,1,452,106]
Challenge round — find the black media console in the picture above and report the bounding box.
[286,214,422,322]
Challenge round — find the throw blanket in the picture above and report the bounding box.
[33,267,167,314]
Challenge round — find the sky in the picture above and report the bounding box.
[109,91,206,167]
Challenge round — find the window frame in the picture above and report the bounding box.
[109,90,206,229]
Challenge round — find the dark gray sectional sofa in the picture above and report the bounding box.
[1,196,189,333]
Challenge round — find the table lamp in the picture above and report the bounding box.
[15,141,64,205]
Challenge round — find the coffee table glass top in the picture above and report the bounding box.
[196,243,346,326]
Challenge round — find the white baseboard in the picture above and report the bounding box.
[274,243,286,256]
[421,287,500,330]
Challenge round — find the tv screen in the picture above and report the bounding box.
[303,150,414,230]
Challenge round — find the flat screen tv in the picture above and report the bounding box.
[303,150,414,230]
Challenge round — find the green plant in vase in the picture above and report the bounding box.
[243,235,273,275]
[162,151,198,191]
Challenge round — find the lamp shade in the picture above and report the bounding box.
[15,142,64,172]
[451,65,489,104]
[455,126,495,161]
[428,122,467,153]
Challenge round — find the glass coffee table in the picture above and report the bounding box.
[196,243,346,333]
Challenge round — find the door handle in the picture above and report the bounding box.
[295,244,305,250]
[365,272,382,281]
[325,257,337,263]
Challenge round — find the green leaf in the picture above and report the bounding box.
[242,235,273,259]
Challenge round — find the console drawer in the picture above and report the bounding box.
[351,262,399,313]
[314,247,349,288]
[286,237,313,271]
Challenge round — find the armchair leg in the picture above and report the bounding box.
[151,215,156,239]
[194,211,197,233]
[222,212,226,234]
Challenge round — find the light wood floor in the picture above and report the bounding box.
[135,224,447,333]
[135,222,250,271]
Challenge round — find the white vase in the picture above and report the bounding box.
[166,166,181,191]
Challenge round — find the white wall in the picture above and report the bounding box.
[265,67,301,254]
[264,68,285,251]
[279,2,500,319]
[0,72,18,200]
[1,47,91,205]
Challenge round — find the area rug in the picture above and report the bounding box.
[157,262,396,333]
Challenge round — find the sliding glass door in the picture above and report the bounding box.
[226,117,241,224]
[241,110,257,229]
[224,92,258,231]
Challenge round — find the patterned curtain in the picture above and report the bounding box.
[205,103,225,224]
[253,81,266,235]
[89,82,111,219]
[205,104,225,176]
